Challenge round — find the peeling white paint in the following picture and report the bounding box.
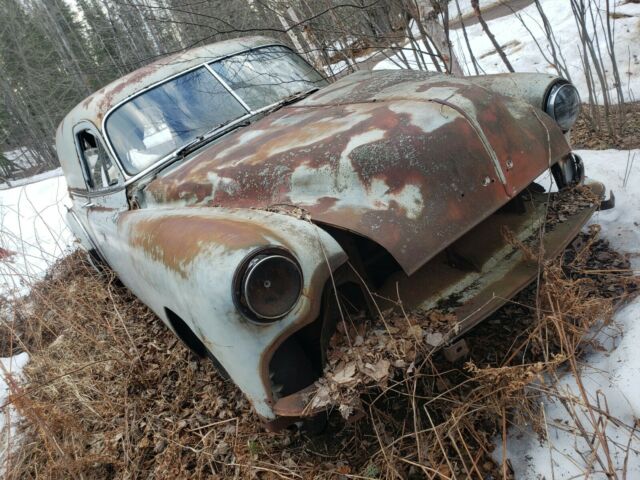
[289,128,425,219]
[388,100,455,132]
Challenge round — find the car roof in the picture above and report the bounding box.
[64,35,280,128]
[56,36,282,190]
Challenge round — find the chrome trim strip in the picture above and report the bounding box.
[205,63,253,112]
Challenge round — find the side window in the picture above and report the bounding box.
[76,129,120,190]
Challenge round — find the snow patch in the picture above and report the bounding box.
[0,352,30,473]
[0,173,73,296]
[495,149,640,477]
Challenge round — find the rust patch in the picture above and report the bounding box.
[125,213,285,277]
[96,60,169,121]
[87,205,115,213]
[138,70,570,276]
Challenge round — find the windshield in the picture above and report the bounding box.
[105,46,326,175]
[105,67,247,174]
[211,45,326,110]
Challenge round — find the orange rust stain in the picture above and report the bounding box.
[127,214,285,276]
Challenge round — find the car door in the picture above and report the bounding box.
[69,122,128,261]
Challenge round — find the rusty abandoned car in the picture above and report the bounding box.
[58,36,612,429]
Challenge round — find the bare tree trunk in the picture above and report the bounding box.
[471,0,514,73]
[454,0,480,75]
[412,18,444,72]
[534,0,572,81]
[603,0,625,117]
[571,0,613,135]
[407,24,429,70]
[413,0,463,75]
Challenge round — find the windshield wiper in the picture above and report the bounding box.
[172,118,250,159]
[266,88,320,113]
[169,89,318,159]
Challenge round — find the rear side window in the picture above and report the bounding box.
[76,130,119,190]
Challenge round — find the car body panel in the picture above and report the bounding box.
[144,70,570,275]
[86,205,346,418]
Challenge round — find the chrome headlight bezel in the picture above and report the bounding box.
[544,81,581,131]
[233,247,303,324]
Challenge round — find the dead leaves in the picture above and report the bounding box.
[361,359,390,383]
[308,309,457,418]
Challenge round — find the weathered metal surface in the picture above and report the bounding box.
[272,385,324,417]
[466,72,563,110]
[271,182,605,419]
[442,339,470,362]
[84,206,347,419]
[145,70,570,275]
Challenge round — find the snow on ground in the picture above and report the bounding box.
[582,149,640,270]
[0,352,29,470]
[376,0,640,105]
[0,172,72,297]
[0,172,72,468]
[495,149,640,478]
[496,300,640,477]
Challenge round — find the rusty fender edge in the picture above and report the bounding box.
[271,181,608,419]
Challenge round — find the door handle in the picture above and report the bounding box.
[82,200,95,208]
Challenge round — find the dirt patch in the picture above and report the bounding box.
[2,224,638,478]
[572,102,640,150]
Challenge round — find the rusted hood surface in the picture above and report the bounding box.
[145,70,570,275]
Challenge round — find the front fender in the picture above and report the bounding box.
[114,207,347,419]
[466,72,564,112]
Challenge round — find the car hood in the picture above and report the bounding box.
[144,70,570,275]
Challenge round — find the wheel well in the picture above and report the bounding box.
[164,307,208,358]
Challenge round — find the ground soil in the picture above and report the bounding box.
[572,102,640,150]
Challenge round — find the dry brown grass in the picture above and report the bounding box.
[1,226,639,479]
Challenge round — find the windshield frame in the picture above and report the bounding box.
[101,44,325,185]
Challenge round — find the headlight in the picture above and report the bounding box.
[545,81,580,131]
[234,249,302,322]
